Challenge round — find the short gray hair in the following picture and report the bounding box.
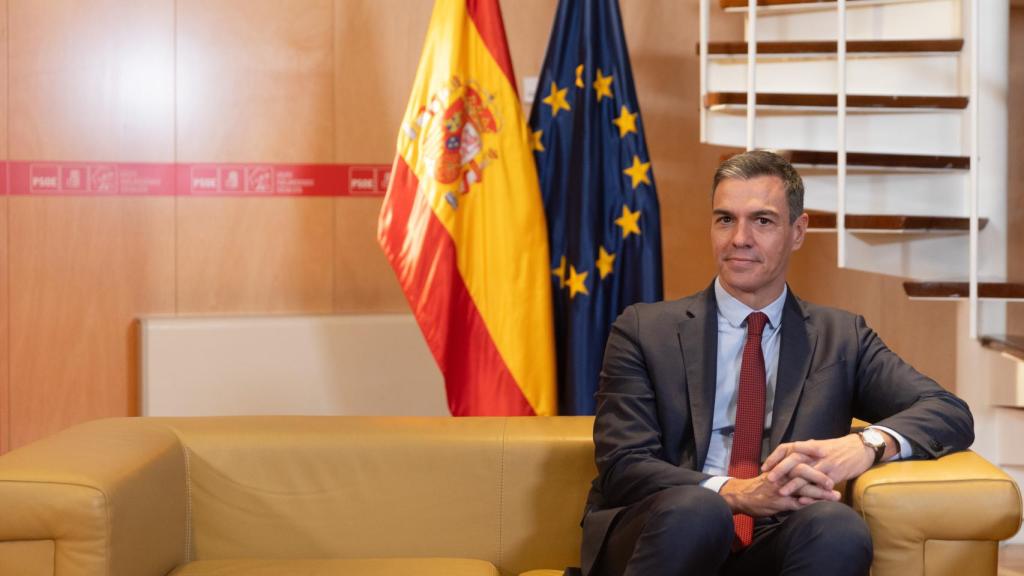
[712,150,804,224]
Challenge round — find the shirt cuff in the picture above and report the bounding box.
[700,475,732,493]
[868,425,913,461]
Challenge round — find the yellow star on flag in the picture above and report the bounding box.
[543,81,571,118]
[552,255,567,288]
[575,64,585,88]
[596,246,616,279]
[623,155,651,189]
[612,105,638,138]
[593,69,614,102]
[566,265,590,299]
[530,128,545,152]
[615,205,642,239]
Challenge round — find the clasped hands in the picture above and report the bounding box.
[720,432,885,518]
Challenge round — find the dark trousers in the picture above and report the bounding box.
[592,485,872,576]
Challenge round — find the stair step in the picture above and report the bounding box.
[721,0,876,8]
[979,335,1024,362]
[703,39,964,55]
[704,92,968,110]
[787,150,968,170]
[807,211,987,232]
[903,282,1024,300]
[719,149,969,170]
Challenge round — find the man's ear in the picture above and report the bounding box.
[791,212,809,250]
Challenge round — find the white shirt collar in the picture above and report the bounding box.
[714,277,787,330]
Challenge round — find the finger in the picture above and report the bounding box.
[762,443,793,471]
[796,494,839,506]
[781,496,804,511]
[793,482,836,501]
[788,462,835,490]
[765,453,810,483]
[797,495,818,506]
[786,440,828,460]
[778,476,808,497]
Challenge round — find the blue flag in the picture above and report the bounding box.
[529,0,663,415]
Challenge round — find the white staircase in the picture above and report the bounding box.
[699,0,1022,543]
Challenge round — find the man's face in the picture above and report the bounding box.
[711,175,808,308]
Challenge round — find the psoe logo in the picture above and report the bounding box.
[349,167,377,194]
[404,75,500,209]
[190,167,219,193]
[30,165,60,192]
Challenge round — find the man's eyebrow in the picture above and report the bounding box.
[712,208,781,218]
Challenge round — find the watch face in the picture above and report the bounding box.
[863,428,885,448]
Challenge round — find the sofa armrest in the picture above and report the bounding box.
[849,450,1022,576]
[0,418,187,576]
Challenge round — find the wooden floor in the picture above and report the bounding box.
[1001,544,1024,576]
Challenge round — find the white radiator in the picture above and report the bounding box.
[140,314,448,417]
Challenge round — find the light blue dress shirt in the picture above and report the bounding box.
[700,278,910,493]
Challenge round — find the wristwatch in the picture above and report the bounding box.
[859,428,887,466]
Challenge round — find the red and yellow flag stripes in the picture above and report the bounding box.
[378,0,557,415]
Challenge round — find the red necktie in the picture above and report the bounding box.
[728,311,768,549]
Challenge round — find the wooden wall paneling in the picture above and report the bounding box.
[876,275,957,391]
[6,0,176,449]
[787,235,886,323]
[332,0,434,312]
[333,0,433,163]
[0,0,9,454]
[177,197,334,313]
[8,0,175,162]
[176,0,335,313]
[333,197,405,312]
[0,198,8,454]
[8,197,176,449]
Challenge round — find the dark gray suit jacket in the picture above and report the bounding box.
[580,283,974,575]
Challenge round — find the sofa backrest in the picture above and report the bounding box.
[157,416,596,576]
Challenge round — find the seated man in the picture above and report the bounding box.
[580,150,974,576]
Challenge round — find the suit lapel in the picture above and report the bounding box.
[770,290,818,450]
[678,285,718,469]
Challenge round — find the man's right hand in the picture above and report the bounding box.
[719,473,841,517]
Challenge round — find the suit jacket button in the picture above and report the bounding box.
[930,440,943,451]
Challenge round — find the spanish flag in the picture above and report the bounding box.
[377,0,557,415]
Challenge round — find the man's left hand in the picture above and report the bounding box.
[760,433,885,496]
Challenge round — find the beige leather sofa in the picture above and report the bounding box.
[0,416,1019,576]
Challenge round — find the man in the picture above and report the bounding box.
[580,150,974,576]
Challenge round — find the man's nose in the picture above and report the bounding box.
[731,221,752,246]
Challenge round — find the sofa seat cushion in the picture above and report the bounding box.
[169,558,499,576]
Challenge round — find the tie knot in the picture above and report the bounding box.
[746,312,769,337]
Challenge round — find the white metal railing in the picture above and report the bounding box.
[837,0,848,267]
[969,0,979,339]
[700,0,709,142]
[746,0,757,151]
[700,2,978,334]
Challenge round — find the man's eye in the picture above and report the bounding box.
[758,217,772,225]
[717,216,732,224]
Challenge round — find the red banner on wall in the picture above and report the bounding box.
[4,161,392,197]
[9,162,177,196]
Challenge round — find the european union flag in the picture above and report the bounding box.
[529,0,663,415]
